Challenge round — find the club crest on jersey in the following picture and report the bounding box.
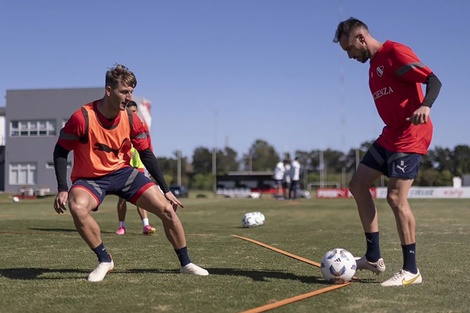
[376,66,384,77]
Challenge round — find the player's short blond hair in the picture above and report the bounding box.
[105,64,137,89]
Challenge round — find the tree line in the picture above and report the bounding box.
[156,139,470,190]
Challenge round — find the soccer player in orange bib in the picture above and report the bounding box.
[53,64,208,282]
[333,18,441,286]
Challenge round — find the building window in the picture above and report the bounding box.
[9,163,37,185]
[10,120,56,137]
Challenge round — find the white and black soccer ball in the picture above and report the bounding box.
[242,211,265,228]
[320,248,356,283]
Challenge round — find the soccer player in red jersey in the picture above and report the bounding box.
[115,101,157,236]
[53,64,208,281]
[333,18,441,286]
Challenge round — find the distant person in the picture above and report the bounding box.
[289,157,301,199]
[53,64,208,282]
[273,160,286,199]
[283,159,292,199]
[115,101,156,236]
[334,18,441,286]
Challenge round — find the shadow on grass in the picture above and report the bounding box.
[203,268,378,285]
[27,227,116,234]
[0,268,89,280]
[203,268,325,284]
[0,267,379,285]
[122,267,330,285]
[28,227,77,233]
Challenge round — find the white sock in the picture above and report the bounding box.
[142,218,149,227]
[119,221,126,228]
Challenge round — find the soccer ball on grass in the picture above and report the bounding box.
[242,212,265,228]
[320,248,356,284]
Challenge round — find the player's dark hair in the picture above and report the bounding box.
[333,17,368,43]
[105,64,137,88]
[126,100,138,109]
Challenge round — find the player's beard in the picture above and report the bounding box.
[359,48,370,63]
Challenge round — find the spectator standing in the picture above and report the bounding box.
[289,157,301,199]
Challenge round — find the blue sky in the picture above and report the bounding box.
[1,1,468,159]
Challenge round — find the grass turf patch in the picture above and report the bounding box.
[0,194,469,312]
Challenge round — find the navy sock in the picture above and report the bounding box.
[402,243,417,274]
[92,243,111,263]
[365,232,381,262]
[175,246,191,267]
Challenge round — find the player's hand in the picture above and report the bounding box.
[164,191,184,211]
[406,106,430,125]
[53,191,69,214]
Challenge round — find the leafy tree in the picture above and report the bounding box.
[451,145,470,176]
[322,149,347,173]
[192,146,213,174]
[156,155,191,187]
[428,146,452,172]
[164,141,470,189]
[242,139,280,171]
[434,170,453,186]
[191,173,213,190]
[344,141,372,173]
[156,156,176,185]
[417,168,439,186]
[217,146,239,174]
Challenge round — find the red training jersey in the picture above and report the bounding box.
[142,119,153,151]
[57,100,151,182]
[369,40,433,154]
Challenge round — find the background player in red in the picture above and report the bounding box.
[115,101,157,236]
[53,64,208,282]
[333,17,441,286]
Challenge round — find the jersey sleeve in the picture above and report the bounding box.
[143,122,154,152]
[130,113,151,151]
[57,109,87,151]
[391,44,433,84]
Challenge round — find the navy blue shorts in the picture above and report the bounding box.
[361,142,423,179]
[71,166,155,209]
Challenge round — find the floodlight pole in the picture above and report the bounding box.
[212,147,217,194]
[177,149,182,186]
[212,110,218,194]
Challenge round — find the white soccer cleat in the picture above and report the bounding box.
[88,259,114,282]
[355,256,386,275]
[180,263,209,276]
[381,269,422,287]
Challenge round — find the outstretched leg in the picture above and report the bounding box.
[68,187,113,282]
[136,185,208,275]
[349,163,386,275]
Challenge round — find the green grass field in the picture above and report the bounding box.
[0,193,469,313]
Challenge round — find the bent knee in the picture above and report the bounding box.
[69,204,90,218]
[159,205,178,221]
[386,191,408,209]
[68,199,95,218]
[349,177,369,196]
